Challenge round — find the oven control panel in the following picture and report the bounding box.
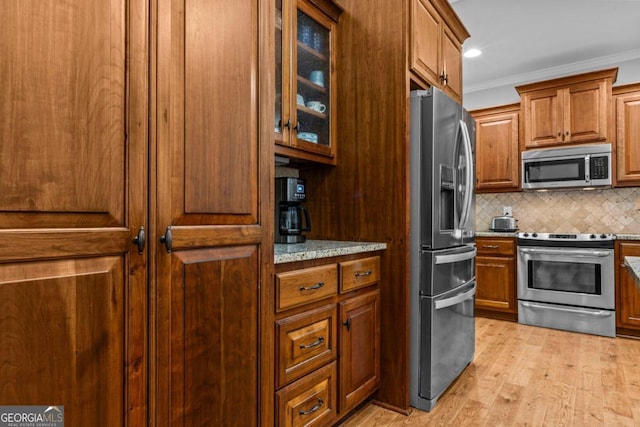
[517,232,614,240]
[516,232,615,248]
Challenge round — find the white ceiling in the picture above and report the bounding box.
[450,0,640,95]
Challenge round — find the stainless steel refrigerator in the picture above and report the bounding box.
[409,88,476,412]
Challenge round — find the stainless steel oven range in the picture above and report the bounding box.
[516,232,615,337]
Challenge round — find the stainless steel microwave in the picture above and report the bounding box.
[522,143,612,190]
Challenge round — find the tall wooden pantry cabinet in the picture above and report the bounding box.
[1,1,273,426]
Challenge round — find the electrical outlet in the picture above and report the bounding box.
[503,206,513,217]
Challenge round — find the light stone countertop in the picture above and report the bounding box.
[476,231,518,238]
[617,234,640,241]
[275,240,387,264]
[625,257,640,291]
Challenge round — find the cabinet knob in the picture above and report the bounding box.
[283,118,291,128]
[299,399,324,416]
[132,226,146,254]
[160,226,173,253]
[299,282,325,291]
[299,336,325,349]
[355,270,373,277]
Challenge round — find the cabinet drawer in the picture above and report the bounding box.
[276,264,338,312]
[340,256,380,293]
[276,304,337,388]
[276,361,337,427]
[476,238,514,256]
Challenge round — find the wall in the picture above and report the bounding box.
[476,187,640,233]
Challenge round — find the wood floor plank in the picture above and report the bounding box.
[339,318,640,426]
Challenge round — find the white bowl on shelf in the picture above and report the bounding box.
[297,132,318,143]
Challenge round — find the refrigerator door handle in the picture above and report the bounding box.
[458,119,473,231]
[434,281,476,310]
[434,247,477,265]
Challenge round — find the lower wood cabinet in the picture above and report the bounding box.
[274,253,382,426]
[276,304,338,387]
[276,362,338,427]
[475,237,517,321]
[616,241,640,336]
[339,290,380,414]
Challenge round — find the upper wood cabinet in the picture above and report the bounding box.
[472,104,520,193]
[275,0,342,165]
[516,68,617,150]
[614,83,640,186]
[410,0,469,102]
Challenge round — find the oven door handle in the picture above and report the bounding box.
[434,248,477,265]
[520,301,613,317]
[518,247,611,257]
[434,281,476,310]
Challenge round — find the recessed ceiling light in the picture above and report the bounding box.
[463,48,482,58]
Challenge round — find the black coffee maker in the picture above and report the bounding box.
[275,177,311,243]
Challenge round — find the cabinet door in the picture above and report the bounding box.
[275,0,292,145]
[155,0,270,425]
[522,88,562,149]
[0,1,147,425]
[441,25,463,102]
[276,0,340,165]
[615,90,640,184]
[475,109,520,192]
[565,80,609,144]
[339,290,380,414]
[475,255,517,314]
[617,243,640,333]
[411,0,441,86]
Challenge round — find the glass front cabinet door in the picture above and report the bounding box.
[275,0,342,165]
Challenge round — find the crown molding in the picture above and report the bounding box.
[464,49,640,94]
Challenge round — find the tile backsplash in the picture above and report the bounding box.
[476,188,640,233]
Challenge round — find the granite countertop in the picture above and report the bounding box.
[476,230,518,238]
[617,234,640,241]
[625,257,640,290]
[275,240,387,264]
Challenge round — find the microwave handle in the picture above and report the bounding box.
[585,155,590,182]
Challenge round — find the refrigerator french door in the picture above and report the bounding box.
[409,88,476,412]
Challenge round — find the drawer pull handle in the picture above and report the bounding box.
[300,282,325,291]
[482,245,499,249]
[299,399,324,416]
[299,336,324,349]
[355,270,372,277]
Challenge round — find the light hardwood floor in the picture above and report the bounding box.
[340,317,640,426]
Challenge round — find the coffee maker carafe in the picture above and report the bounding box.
[275,177,311,243]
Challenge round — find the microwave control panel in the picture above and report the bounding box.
[590,156,609,179]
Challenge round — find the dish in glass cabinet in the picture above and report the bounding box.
[297,132,318,143]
